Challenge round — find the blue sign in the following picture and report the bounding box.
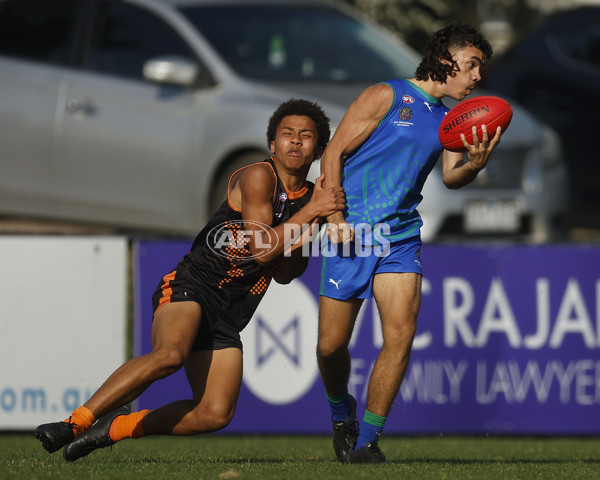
[133,241,600,434]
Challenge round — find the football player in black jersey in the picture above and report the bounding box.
[35,99,345,461]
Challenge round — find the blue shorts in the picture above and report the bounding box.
[320,236,422,300]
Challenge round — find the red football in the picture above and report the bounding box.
[438,96,513,152]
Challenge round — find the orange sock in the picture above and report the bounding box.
[109,410,151,442]
[64,406,95,437]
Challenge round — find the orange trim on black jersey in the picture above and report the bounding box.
[271,156,309,199]
[226,161,277,213]
[284,184,309,199]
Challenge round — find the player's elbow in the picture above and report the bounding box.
[442,174,470,190]
[443,179,461,190]
[273,256,308,284]
[273,270,297,284]
[274,276,292,285]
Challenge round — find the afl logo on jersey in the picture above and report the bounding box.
[402,94,415,104]
[207,219,278,260]
[399,106,413,121]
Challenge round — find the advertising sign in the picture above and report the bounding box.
[133,241,600,434]
[0,237,127,429]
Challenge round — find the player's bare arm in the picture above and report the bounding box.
[442,124,503,189]
[239,166,344,265]
[321,83,394,242]
[271,178,345,283]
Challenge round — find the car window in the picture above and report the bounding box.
[556,20,600,69]
[0,0,81,66]
[179,4,416,82]
[85,1,198,81]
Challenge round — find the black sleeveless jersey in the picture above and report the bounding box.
[161,159,313,334]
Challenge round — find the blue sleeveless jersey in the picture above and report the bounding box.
[342,79,449,244]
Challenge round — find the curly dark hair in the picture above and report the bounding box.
[414,24,493,83]
[266,99,331,154]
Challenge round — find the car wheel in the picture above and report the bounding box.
[208,151,267,216]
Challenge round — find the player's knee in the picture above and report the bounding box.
[316,340,344,361]
[193,402,235,432]
[384,318,417,348]
[151,347,187,376]
[205,410,234,432]
[402,319,418,340]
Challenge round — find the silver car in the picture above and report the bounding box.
[0,0,567,242]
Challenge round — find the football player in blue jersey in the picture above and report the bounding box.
[316,24,502,463]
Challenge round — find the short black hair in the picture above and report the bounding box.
[415,24,493,83]
[266,99,331,154]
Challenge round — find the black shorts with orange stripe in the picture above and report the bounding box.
[152,266,244,351]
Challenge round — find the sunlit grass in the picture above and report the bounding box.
[2,433,600,479]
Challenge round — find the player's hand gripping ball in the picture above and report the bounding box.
[439,96,513,152]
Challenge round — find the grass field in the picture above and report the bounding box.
[2,434,599,480]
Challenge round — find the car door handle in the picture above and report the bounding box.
[66,98,97,115]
